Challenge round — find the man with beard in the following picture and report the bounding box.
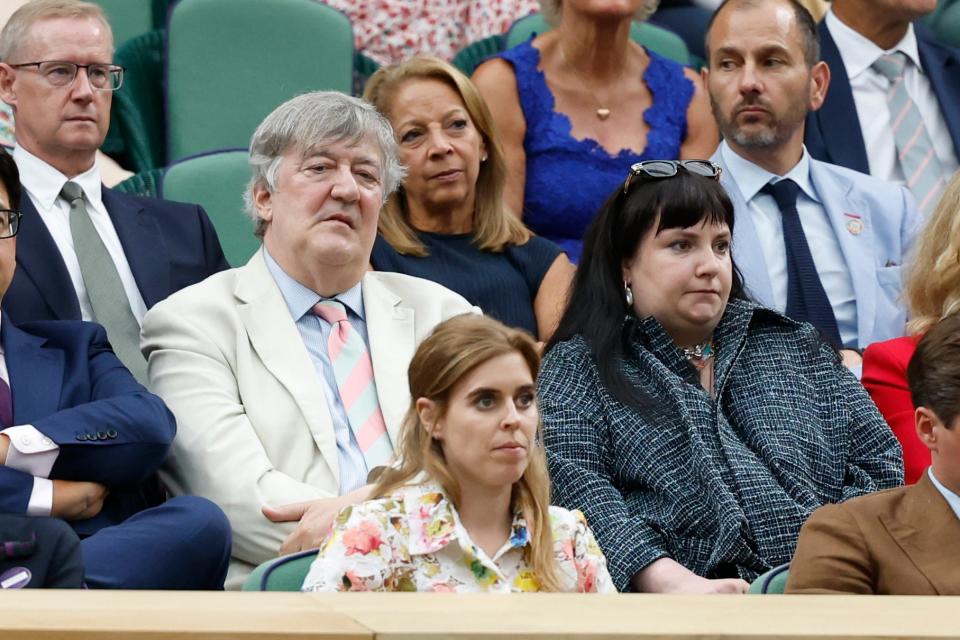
[703,0,923,366]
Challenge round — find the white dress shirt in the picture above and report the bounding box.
[720,143,859,348]
[13,146,148,324]
[825,10,959,184]
[929,468,960,522]
[0,313,59,516]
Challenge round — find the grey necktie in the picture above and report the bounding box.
[61,181,148,383]
[871,52,946,213]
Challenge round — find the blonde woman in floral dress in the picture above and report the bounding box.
[301,315,614,593]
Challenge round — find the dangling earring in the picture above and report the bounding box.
[624,282,634,306]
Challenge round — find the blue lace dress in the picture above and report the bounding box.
[497,40,694,263]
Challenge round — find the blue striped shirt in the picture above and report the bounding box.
[263,248,370,493]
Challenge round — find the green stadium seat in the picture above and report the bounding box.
[453,34,506,75]
[748,563,790,594]
[110,29,166,173]
[505,13,690,66]
[243,550,317,591]
[93,0,154,49]
[926,0,960,47]
[113,168,164,198]
[160,149,259,267]
[165,0,355,163]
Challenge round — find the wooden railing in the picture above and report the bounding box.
[1,591,959,639]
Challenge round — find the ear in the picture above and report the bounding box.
[479,136,488,163]
[700,64,710,88]
[0,63,18,108]
[252,182,274,224]
[416,397,443,441]
[808,61,831,112]
[915,406,942,453]
[621,256,634,284]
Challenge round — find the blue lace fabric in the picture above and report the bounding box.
[497,39,694,263]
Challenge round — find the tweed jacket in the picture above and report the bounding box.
[538,299,904,592]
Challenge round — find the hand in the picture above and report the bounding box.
[840,349,863,369]
[0,434,9,465]
[262,484,373,556]
[632,558,750,594]
[51,480,109,521]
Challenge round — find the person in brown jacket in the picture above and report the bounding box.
[787,311,960,595]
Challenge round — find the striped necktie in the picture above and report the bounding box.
[60,181,148,383]
[312,300,393,470]
[871,52,946,213]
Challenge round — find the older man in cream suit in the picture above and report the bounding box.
[141,92,477,588]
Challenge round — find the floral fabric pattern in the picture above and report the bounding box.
[302,482,616,593]
[322,0,540,66]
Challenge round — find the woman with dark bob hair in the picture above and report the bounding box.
[537,161,903,594]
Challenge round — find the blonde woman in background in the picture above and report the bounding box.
[302,315,614,593]
[862,173,960,484]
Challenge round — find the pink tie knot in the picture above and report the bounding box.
[312,300,348,324]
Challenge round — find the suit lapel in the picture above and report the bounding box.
[713,151,775,306]
[916,28,960,161]
[102,188,169,309]
[2,320,64,423]
[880,473,960,594]
[808,160,875,348]
[234,252,341,483]
[815,24,871,174]
[15,195,81,320]
[362,273,415,449]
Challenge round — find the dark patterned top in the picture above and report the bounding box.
[538,298,903,591]
[496,39,694,263]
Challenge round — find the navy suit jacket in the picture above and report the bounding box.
[0,320,176,537]
[3,187,229,323]
[805,21,960,174]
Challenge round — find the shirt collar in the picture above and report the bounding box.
[825,9,923,79]
[720,141,819,204]
[13,145,102,211]
[261,247,364,322]
[928,468,960,521]
[403,481,530,557]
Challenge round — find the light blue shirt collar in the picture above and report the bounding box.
[719,141,820,205]
[262,247,364,322]
[928,468,960,522]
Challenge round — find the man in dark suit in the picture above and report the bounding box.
[0,0,228,382]
[787,311,960,595]
[805,0,960,213]
[0,148,231,589]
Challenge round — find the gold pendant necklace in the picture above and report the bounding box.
[558,45,612,121]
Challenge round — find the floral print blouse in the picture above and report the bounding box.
[301,482,616,593]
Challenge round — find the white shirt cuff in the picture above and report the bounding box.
[1,425,60,477]
[27,476,54,517]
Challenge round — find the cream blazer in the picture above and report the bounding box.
[140,250,477,587]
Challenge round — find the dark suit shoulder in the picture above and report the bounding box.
[14,319,107,348]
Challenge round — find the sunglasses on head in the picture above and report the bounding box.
[622,160,722,194]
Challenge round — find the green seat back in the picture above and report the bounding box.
[452,34,506,75]
[748,563,790,594]
[166,0,354,163]
[110,29,166,173]
[94,0,154,48]
[926,0,960,47]
[243,550,318,591]
[113,168,164,198]
[161,150,259,266]
[506,13,690,66]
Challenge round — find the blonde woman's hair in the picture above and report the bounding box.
[373,314,562,591]
[363,56,532,256]
[906,172,960,334]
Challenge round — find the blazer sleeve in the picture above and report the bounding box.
[539,342,667,592]
[141,298,331,566]
[0,466,36,514]
[27,323,176,486]
[862,338,927,484]
[785,502,876,594]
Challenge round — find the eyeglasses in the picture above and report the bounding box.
[10,61,124,91]
[0,209,22,239]
[622,160,722,193]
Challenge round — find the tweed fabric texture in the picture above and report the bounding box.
[538,299,904,592]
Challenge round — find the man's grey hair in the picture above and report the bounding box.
[243,91,404,237]
[0,0,112,62]
[538,0,660,26]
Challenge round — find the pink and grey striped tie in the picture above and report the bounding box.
[872,52,947,214]
[313,300,394,470]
